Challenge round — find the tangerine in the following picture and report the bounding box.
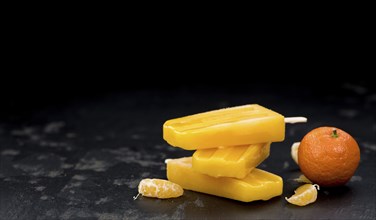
[298,127,360,187]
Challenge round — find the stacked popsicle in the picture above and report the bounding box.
[163,104,305,202]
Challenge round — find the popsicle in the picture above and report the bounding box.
[166,157,283,202]
[163,104,306,150]
[192,143,271,179]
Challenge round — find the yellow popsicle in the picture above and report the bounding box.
[163,104,285,150]
[166,157,283,202]
[192,143,271,179]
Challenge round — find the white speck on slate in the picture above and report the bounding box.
[11,127,35,136]
[131,134,142,140]
[39,140,68,148]
[62,182,82,191]
[60,207,93,220]
[37,155,49,160]
[338,109,358,118]
[1,149,20,156]
[35,186,46,191]
[75,159,110,172]
[283,161,289,169]
[95,212,123,220]
[44,121,65,133]
[350,176,362,182]
[47,170,62,178]
[62,163,74,169]
[72,175,87,181]
[29,179,39,184]
[45,209,58,217]
[194,198,204,207]
[171,203,186,219]
[342,83,367,95]
[30,135,41,141]
[113,178,140,189]
[66,133,77,138]
[363,142,376,151]
[95,197,110,205]
[141,172,150,178]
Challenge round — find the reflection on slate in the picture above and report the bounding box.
[0,82,375,219]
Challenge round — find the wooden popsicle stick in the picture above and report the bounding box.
[285,117,307,124]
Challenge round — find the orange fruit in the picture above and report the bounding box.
[298,127,360,187]
[285,184,320,206]
[136,178,183,199]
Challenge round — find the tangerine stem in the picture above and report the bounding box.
[331,129,338,138]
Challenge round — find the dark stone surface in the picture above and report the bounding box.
[1,82,375,219]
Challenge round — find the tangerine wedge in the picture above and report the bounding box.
[137,178,183,199]
[285,184,319,206]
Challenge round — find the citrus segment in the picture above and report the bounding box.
[291,142,300,165]
[285,184,319,206]
[137,178,183,199]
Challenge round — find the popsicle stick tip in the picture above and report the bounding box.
[285,117,307,124]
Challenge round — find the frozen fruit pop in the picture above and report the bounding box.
[163,104,306,150]
[192,143,271,179]
[166,157,283,202]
